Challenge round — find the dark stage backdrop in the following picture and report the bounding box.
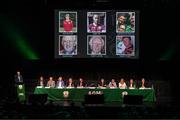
[1,0,180,105]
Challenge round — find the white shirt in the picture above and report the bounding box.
[119,82,127,89]
[40,81,43,86]
[18,76,20,81]
[59,81,62,87]
[129,83,135,89]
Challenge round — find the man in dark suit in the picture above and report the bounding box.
[98,78,107,87]
[77,78,86,88]
[67,78,75,88]
[14,71,23,84]
[37,76,44,87]
[14,71,24,102]
[128,78,136,89]
[56,76,65,88]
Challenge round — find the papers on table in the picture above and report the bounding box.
[77,87,84,89]
[36,86,43,88]
[109,87,116,89]
[45,86,50,88]
[37,87,152,90]
[66,87,74,89]
[129,87,135,89]
[57,87,64,89]
[88,87,96,89]
[98,87,106,89]
[139,87,152,90]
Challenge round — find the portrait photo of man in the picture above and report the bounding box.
[59,35,77,55]
[116,12,135,33]
[116,35,135,56]
[59,11,77,32]
[87,35,106,55]
[87,12,106,33]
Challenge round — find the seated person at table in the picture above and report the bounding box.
[77,78,86,88]
[46,76,55,88]
[98,78,107,87]
[139,78,146,89]
[118,78,127,89]
[128,78,136,89]
[56,76,65,88]
[66,78,75,88]
[108,79,117,88]
[37,76,44,87]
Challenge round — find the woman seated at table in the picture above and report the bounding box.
[108,79,117,88]
[128,78,136,89]
[118,78,127,89]
[46,76,55,88]
[66,78,75,88]
[139,78,146,89]
[77,78,86,88]
[98,78,107,88]
[37,76,44,87]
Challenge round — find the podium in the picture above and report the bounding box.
[16,82,26,102]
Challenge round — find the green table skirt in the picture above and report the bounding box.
[34,87,156,102]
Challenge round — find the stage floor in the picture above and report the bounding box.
[1,97,180,119]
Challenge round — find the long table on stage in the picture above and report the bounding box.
[34,87,156,102]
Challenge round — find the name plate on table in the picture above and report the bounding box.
[57,87,64,89]
[45,87,50,88]
[66,87,74,89]
[139,87,152,90]
[109,87,116,89]
[88,87,96,89]
[99,87,106,89]
[77,87,84,89]
[37,86,43,88]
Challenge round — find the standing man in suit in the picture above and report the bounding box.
[14,71,23,84]
[14,70,25,102]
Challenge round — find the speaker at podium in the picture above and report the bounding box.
[123,95,143,105]
[16,83,26,102]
